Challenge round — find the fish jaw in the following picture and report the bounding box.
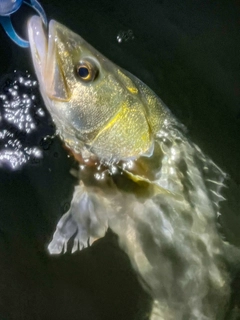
[28,16,84,154]
[28,16,70,102]
[28,16,47,95]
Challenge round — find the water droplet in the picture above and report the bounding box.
[0,71,47,169]
[40,136,53,150]
[35,108,45,116]
[117,29,134,43]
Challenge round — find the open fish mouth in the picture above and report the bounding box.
[28,16,69,101]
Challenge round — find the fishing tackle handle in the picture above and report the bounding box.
[0,0,47,47]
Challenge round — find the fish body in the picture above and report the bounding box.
[28,16,230,320]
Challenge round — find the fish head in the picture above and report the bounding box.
[28,16,168,163]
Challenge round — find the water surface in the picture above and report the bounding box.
[0,0,240,319]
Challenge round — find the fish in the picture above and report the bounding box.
[28,15,232,320]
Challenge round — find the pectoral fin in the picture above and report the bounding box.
[48,183,109,254]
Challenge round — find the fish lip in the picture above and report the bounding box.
[28,16,58,95]
[28,16,47,85]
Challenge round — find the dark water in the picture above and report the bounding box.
[0,0,240,319]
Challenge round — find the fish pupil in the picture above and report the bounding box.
[78,66,89,78]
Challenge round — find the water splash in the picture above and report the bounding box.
[1,84,42,131]
[0,70,50,169]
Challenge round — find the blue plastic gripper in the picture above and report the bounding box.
[0,0,47,47]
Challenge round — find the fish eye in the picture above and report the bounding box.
[76,59,98,82]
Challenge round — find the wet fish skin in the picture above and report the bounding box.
[28,16,231,320]
[28,16,171,163]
